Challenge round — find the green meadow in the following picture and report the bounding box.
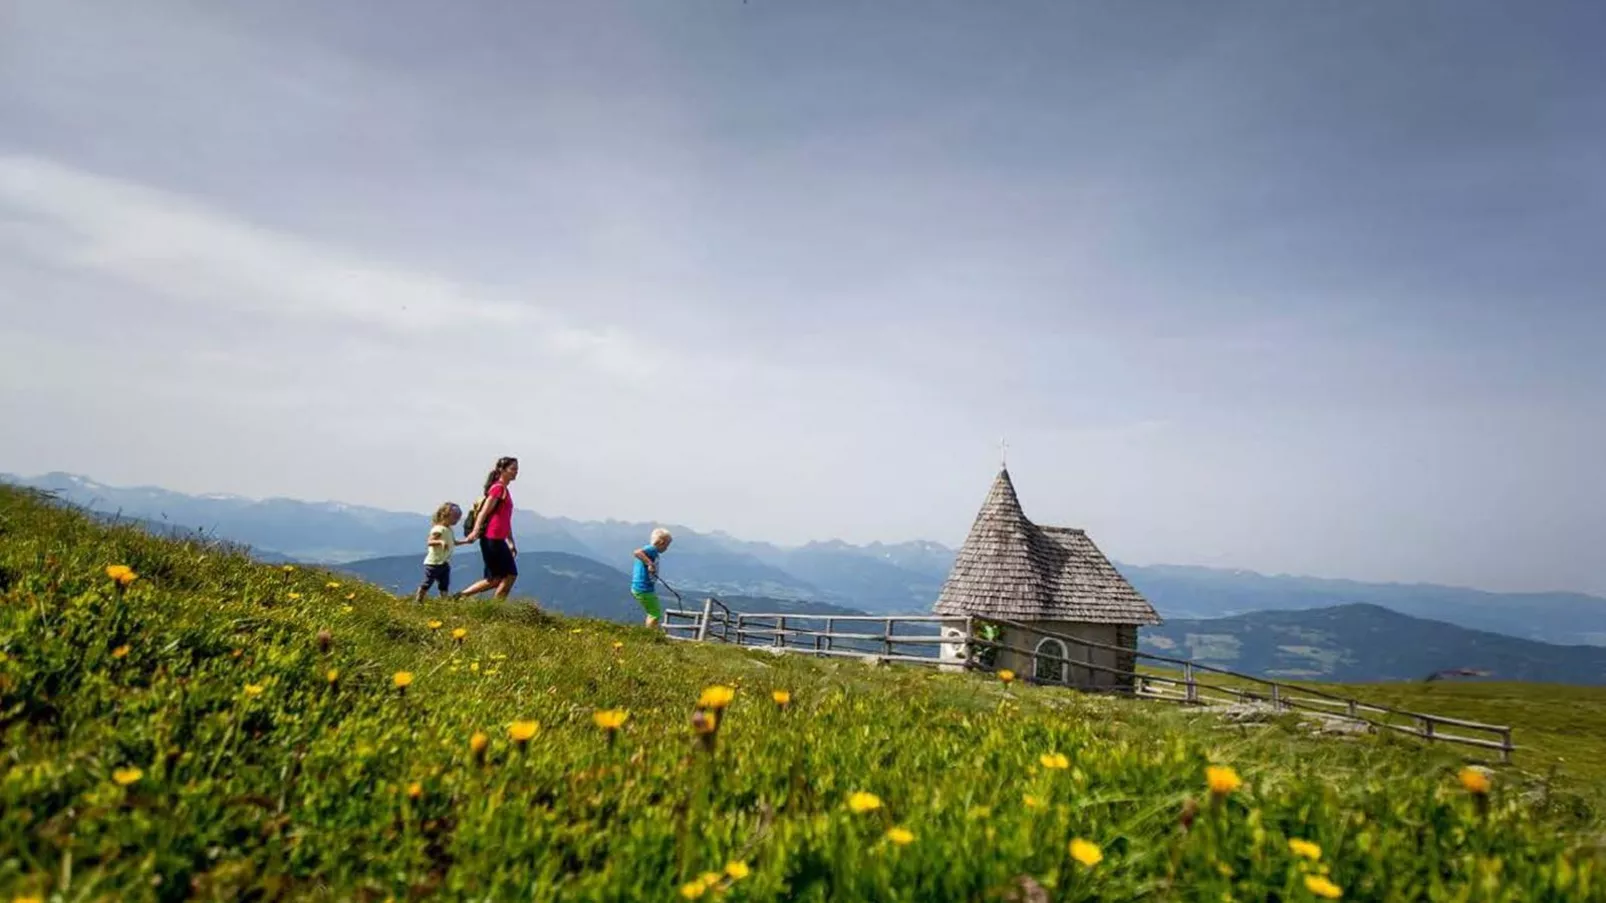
[2,484,1602,901]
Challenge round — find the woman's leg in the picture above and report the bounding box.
[456,579,493,598]
[493,574,517,600]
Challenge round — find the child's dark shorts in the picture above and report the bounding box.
[419,562,451,594]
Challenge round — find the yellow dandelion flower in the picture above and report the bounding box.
[427,619,443,630]
[885,826,915,845]
[612,641,625,651]
[1303,875,1343,899]
[112,766,143,786]
[1069,838,1103,867]
[452,627,468,641]
[288,592,302,601]
[106,564,131,581]
[243,684,264,697]
[593,709,629,730]
[772,690,792,707]
[111,645,131,659]
[341,605,354,614]
[570,628,583,634]
[1206,765,1243,796]
[679,880,706,900]
[998,669,1016,684]
[1023,794,1045,810]
[393,671,414,689]
[326,668,340,684]
[1458,766,1492,795]
[326,581,341,589]
[724,861,750,880]
[1040,752,1070,770]
[1289,838,1323,861]
[509,720,540,744]
[470,731,489,754]
[698,685,736,710]
[406,782,422,800]
[847,791,883,814]
[345,592,356,601]
[698,872,722,888]
[282,565,296,572]
[470,661,480,673]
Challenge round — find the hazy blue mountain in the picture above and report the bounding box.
[9,471,1604,652]
[1139,603,1606,685]
[336,551,866,625]
[1118,563,1606,647]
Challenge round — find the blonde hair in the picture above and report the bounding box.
[650,527,673,545]
[432,502,461,525]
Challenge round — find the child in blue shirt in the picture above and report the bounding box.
[631,528,673,629]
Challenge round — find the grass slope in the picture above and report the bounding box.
[2,485,1603,901]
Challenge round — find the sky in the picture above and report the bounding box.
[1,1,1603,595]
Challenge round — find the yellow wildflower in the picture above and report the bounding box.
[112,766,143,786]
[885,826,915,845]
[1304,875,1343,899]
[282,565,296,572]
[452,627,468,642]
[1459,766,1492,795]
[244,684,264,697]
[612,641,625,651]
[1289,838,1323,861]
[406,782,422,800]
[111,645,130,659]
[326,669,340,685]
[1040,752,1070,770]
[427,619,443,630]
[847,791,883,814]
[1069,838,1103,867]
[699,872,722,888]
[470,731,489,755]
[105,565,138,586]
[679,880,706,900]
[393,671,414,690]
[1206,765,1243,796]
[998,669,1016,684]
[724,861,750,880]
[509,720,540,744]
[698,685,736,710]
[593,709,629,730]
[1023,794,1045,810]
[326,581,340,589]
[772,689,792,707]
[345,592,356,601]
[288,592,302,601]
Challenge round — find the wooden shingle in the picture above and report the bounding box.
[933,469,1161,625]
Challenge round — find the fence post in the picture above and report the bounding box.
[775,617,786,648]
[883,619,893,656]
[1347,699,1358,719]
[1270,682,1281,710]
[695,597,714,642]
[825,618,834,653]
[1422,717,1435,743]
[1184,663,1197,704]
[1500,729,1513,764]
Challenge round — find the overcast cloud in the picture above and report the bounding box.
[1,0,1602,594]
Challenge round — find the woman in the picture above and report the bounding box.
[457,456,521,602]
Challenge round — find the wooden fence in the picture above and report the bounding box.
[663,600,1515,763]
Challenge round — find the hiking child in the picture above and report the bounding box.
[415,502,468,603]
[457,456,521,602]
[631,528,673,629]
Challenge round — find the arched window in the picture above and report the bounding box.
[1034,637,1068,684]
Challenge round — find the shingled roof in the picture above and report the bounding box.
[933,469,1161,625]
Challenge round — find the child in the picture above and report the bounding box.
[631,527,673,629]
[416,502,468,603]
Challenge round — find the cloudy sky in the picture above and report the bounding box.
[2,1,1602,594]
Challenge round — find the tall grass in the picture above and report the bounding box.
[1,485,1601,901]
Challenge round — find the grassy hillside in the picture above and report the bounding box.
[2,484,1604,902]
[1141,603,1606,685]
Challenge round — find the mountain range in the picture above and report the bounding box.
[7,471,1605,653]
[1142,603,1606,685]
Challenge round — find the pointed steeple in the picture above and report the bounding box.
[933,467,1160,625]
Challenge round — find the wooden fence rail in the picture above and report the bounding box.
[661,600,1514,762]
